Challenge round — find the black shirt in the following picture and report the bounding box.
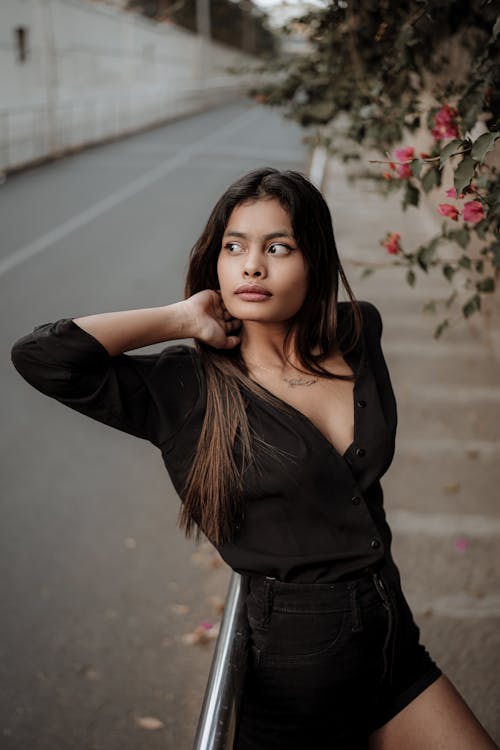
[10,300,398,584]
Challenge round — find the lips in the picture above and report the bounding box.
[235,284,272,296]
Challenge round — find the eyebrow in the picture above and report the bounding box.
[223,230,295,241]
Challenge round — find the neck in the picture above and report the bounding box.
[239,320,318,369]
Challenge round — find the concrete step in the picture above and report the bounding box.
[390,535,499,601]
[382,453,500,515]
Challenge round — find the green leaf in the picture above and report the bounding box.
[416,241,438,271]
[433,318,450,339]
[454,155,476,196]
[475,259,484,273]
[462,294,481,318]
[460,82,488,132]
[458,255,472,269]
[448,227,470,248]
[403,182,420,209]
[476,276,495,292]
[474,221,489,240]
[475,173,490,189]
[406,269,416,287]
[471,132,500,164]
[410,159,423,178]
[445,290,458,308]
[490,242,500,267]
[442,264,456,281]
[360,267,375,279]
[422,300,437,313]
[421,166,440,193]
[439,139,464,168]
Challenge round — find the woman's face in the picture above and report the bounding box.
[216,197,309,324]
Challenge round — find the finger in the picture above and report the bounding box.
[223,335,241,349]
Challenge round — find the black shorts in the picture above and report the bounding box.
[235,559,442,749]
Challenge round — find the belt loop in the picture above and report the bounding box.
[263,577,275,627]
[348,582,363,633]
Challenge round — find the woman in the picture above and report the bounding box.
[11,167,497,749]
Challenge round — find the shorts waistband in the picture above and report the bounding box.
[245,562,391,611]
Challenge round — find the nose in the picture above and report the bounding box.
[242,248,267,278]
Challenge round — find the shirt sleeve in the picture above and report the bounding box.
[10,318,202,448]
[360,300,398,430]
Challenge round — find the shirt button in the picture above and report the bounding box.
[355,447,366,457]
[351,496,361,505]
[371,539,381,549]
[356,399,367,408]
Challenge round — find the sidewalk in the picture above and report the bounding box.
[323,153,500,741]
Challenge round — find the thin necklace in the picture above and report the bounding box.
[245,359,319,387]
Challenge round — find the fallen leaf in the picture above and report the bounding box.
[170,603,190,615]
[207,595,225,617]
[83,667,101,681]
[124,537,136,549]
[209,552,225,569]
[135,715,164,730]
[181,621,221,645]
[471,590,485,599]
[442,482,460,494]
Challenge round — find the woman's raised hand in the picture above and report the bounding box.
[184,290,242,349]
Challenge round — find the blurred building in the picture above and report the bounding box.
[0,0,263,173]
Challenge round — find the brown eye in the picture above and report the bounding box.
[267,243,292,255]
[224,242,243,253]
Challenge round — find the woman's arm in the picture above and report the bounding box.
[72,290,241,355]
[72,302,196,357]
[10,292,241,447]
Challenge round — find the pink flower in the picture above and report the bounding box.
[454,537,470,552]
[393,146,414,179]
[431,104,460,142]
[200,620,213,630]
[437,203,460,221]
[394,146,415,162]
[382,231,401,255]
[396,163,412,179]
[445,187,465,199]
[462,201,484,224]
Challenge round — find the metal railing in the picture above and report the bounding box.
[193,571,250,749]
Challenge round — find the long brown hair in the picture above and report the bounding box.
[178,167,363,547]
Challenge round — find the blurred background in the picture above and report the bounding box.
[1,1,499,747]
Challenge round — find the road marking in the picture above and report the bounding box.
[410,593,500,619]
[0,106,263,277]
[388,509,500,537]
[397,437,500,456]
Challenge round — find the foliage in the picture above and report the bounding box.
[244,0,500,338]
[127,0,277,55]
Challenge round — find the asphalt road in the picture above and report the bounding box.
[0,99,309,750]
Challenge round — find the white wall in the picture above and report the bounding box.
[0,0,260,171]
